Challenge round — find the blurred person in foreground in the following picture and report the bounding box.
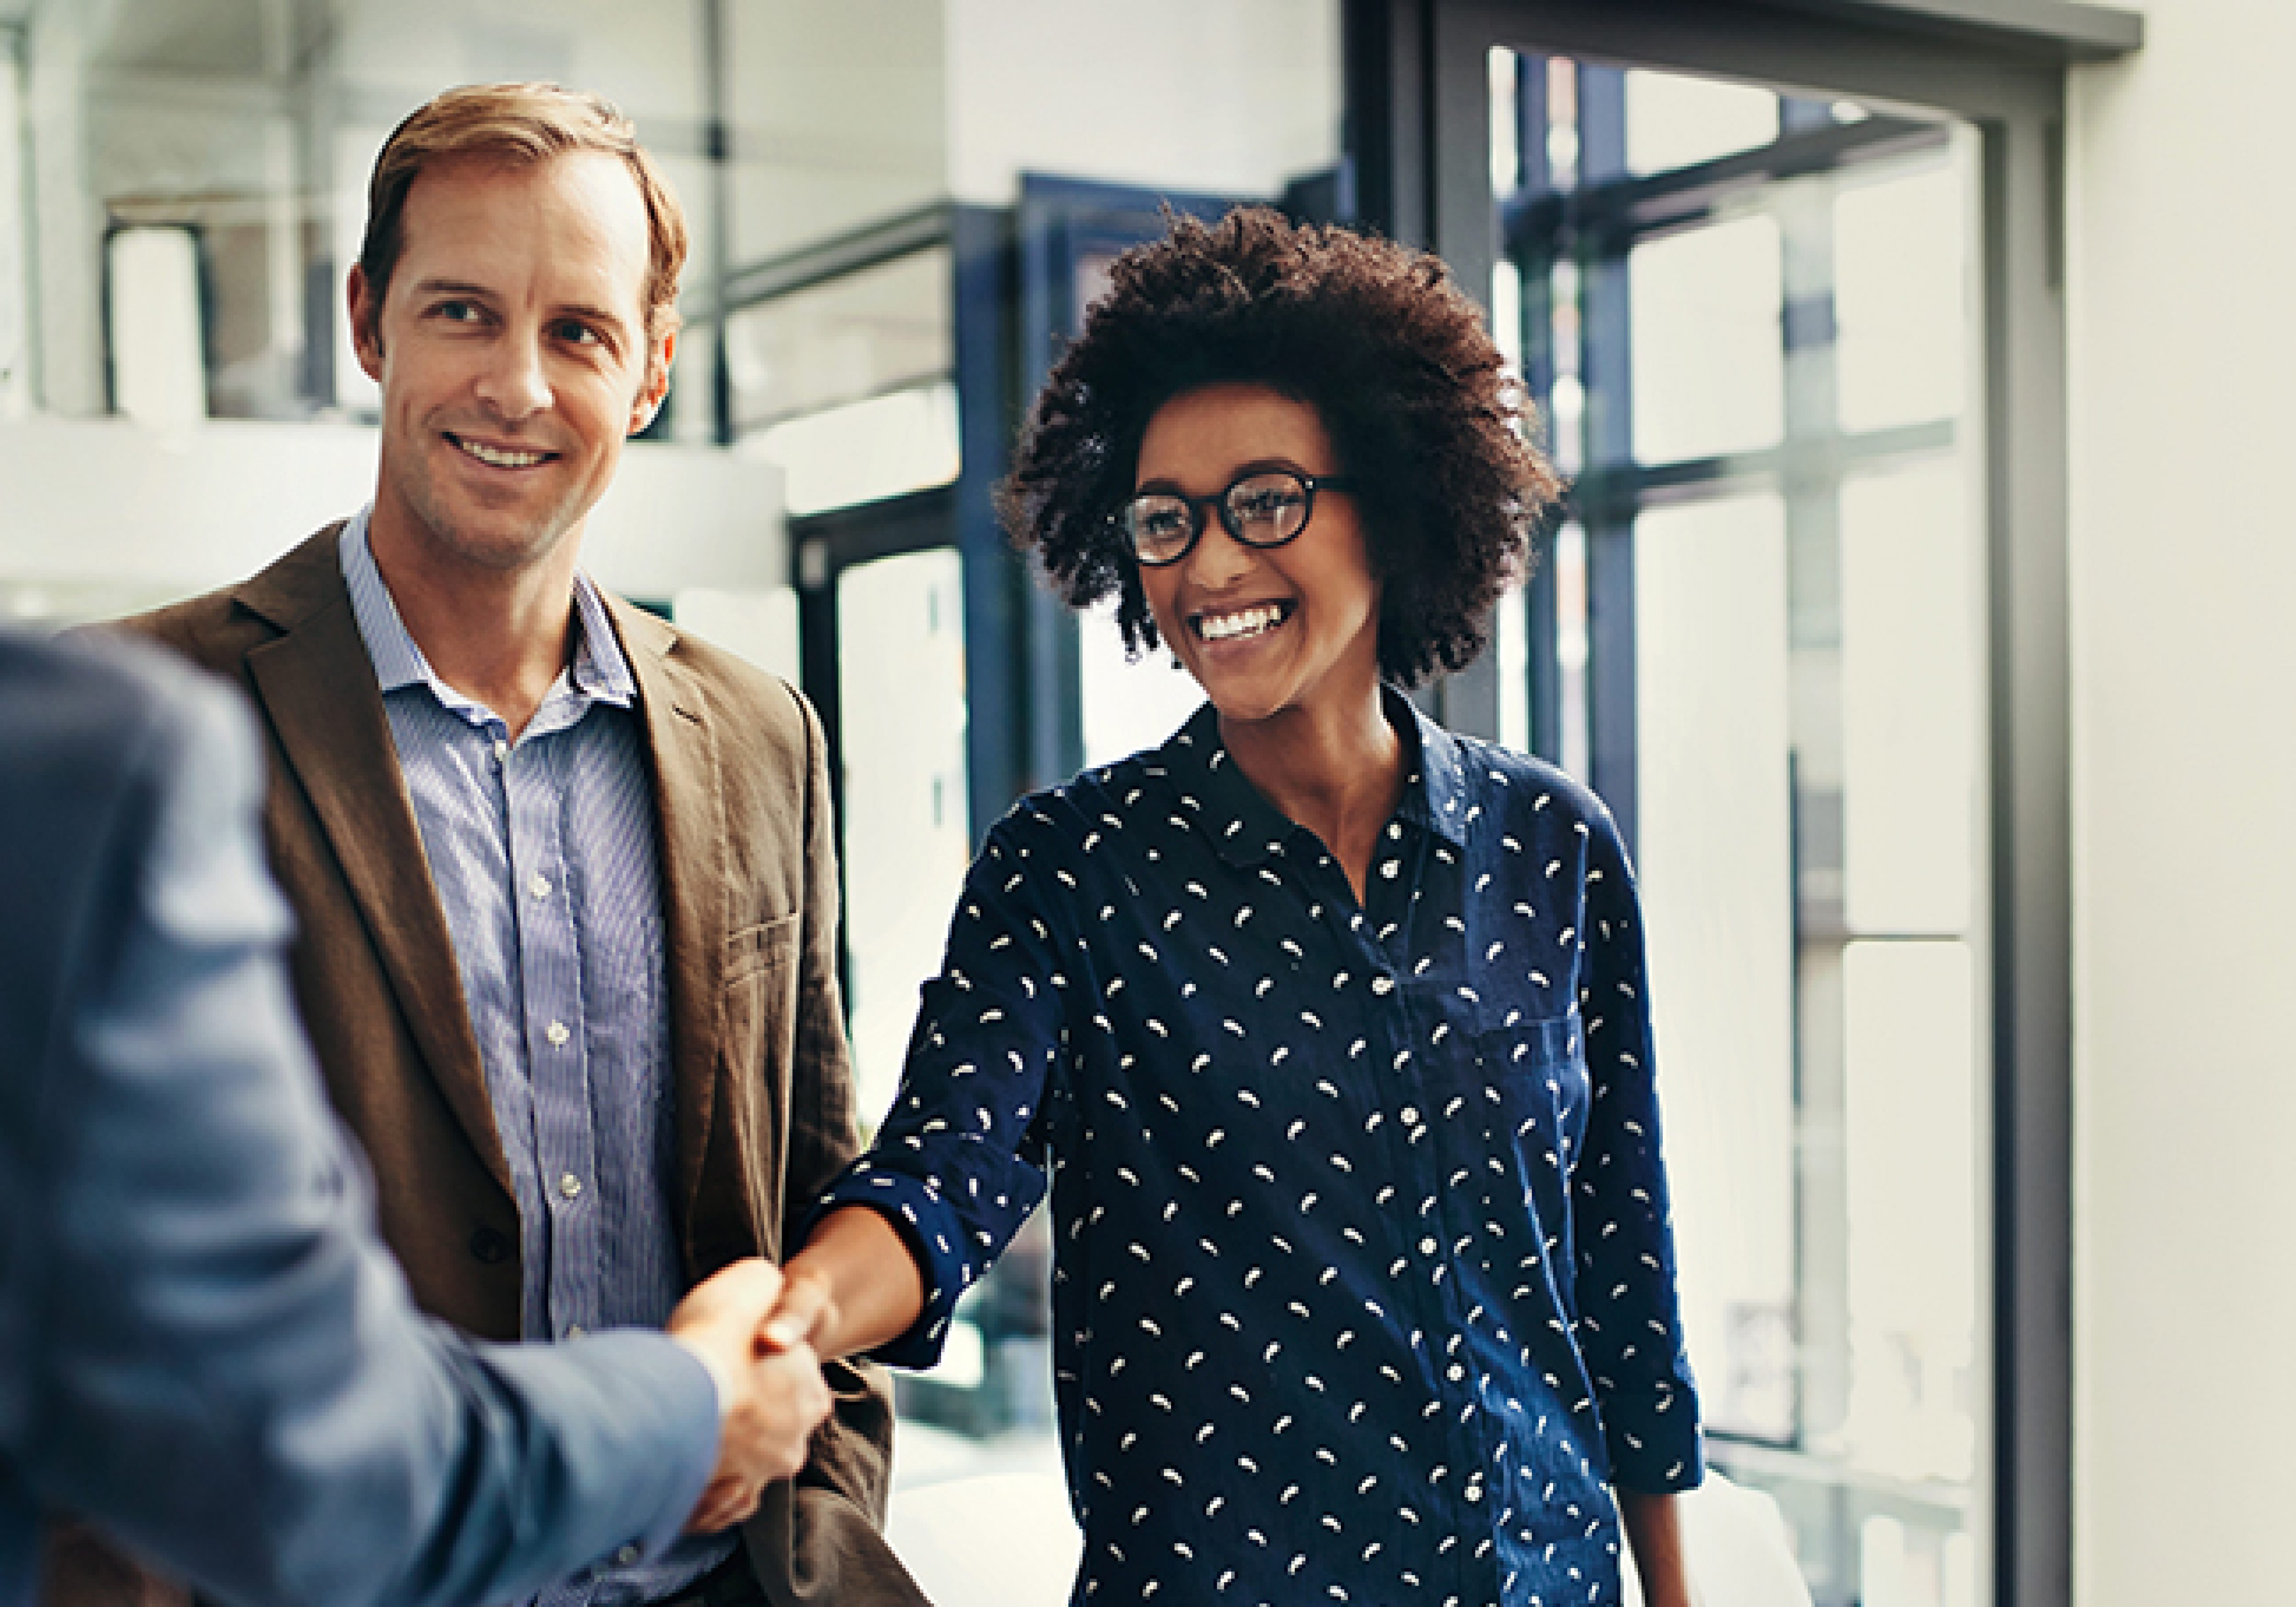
[0,626,832,1607]
[771,208,1705,1607]
[94,82,918,1607]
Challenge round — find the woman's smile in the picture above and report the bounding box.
[1191,598,1295,644]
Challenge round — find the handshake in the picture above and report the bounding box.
[663,1259,845,1534]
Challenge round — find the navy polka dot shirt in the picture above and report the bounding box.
[818,695,1702,1606]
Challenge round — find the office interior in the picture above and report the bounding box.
[0,1,2273,1604]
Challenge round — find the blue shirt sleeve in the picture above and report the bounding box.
[1568,799,1705,1492]
[0,637,720,1607]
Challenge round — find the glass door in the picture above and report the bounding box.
[1490,50,1990,1607]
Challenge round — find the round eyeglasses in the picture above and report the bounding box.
[1117,468,1358,567]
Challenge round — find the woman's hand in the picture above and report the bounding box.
[1618,1488,1695,1607]
[760,1206,925,1363]
[759,1264,839,1353]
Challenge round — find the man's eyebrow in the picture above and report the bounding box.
[408,277,496,301]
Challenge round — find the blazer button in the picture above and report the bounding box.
[468,1227,512,1264]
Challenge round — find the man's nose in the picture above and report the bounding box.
[474,326,551,421]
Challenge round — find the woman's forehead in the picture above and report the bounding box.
[1135,383,1338,485]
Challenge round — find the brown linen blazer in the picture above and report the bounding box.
[89,525,923,1607]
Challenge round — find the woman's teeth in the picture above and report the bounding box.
[456,436,547,469]
[1198,604,1287,642]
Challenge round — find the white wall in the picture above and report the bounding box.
[0,416,785,620]
[2065,5,2296,1603]
[943,0,1339,205]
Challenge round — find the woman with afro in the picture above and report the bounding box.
[774,207,1703,1607]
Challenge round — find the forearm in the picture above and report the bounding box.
[1618,1489,1692,1607]
[774,1205,927,1362]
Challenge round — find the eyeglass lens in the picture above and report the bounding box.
[1123,471,1314,564]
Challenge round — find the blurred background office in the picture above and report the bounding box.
[0,2,2280,1605]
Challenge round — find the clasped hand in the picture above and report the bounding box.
[663,1260,834,1534]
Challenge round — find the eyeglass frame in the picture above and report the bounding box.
[1114,464,1360,568]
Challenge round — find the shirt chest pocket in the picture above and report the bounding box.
[1471,1009,1590,1166]
[1431,1008,1591,1249]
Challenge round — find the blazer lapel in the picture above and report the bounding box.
[610,597,730,1240]
[238,540,512,1199]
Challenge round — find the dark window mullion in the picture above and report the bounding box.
[1575,63,1639,854]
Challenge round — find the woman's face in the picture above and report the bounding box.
[1133,382,1383,733]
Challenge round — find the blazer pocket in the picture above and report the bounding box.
[722,912,801,1105]
[726,911,799,982]
[720,913,803,1229]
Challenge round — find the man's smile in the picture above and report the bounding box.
[446,432,556,470]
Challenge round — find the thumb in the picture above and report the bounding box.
[670,1257,785,1337]
[760,1267,838,1353]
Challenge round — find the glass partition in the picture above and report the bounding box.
[729,242,960,515]
[6,0,951,432]
[1627,214,1784,464]
[1631,491,1800,1450]
[834,546,973,1130]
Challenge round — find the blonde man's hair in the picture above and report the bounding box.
[357,82,688,348]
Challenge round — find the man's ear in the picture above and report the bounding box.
[346,264,385,381]
[630,327,676,435]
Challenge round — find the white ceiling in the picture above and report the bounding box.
[0,1,296,74]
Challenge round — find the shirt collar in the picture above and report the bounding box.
[1155,702,1296,868]
[565,568,637,706]
[1154,686,1470,868]
[337,507,637,719]
[1392,689,1471,849]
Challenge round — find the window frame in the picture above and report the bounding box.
[1339,2,2139,1603]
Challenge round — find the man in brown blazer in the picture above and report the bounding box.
[92,82,923,1607]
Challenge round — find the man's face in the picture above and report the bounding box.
[349,151,671,580]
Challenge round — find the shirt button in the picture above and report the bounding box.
[492,738,509,763]
[528,872,552,900]
[1447,1363,1466,1382]
[546,1019,570,1047]
[566,1323,586,1339]
[614,1545,641,1567]
[558,1171,584,1200]
[1419,1236,1438,1255]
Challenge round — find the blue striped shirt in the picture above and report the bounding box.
[340,514,731,1606]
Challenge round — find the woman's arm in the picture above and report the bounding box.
[1566,795,1705,1493]
[772,811,1069,1373]
[1619,1489,1694,1607]
[763,1205,926,1362]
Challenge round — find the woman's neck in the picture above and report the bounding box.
[1220,689,1406,903]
